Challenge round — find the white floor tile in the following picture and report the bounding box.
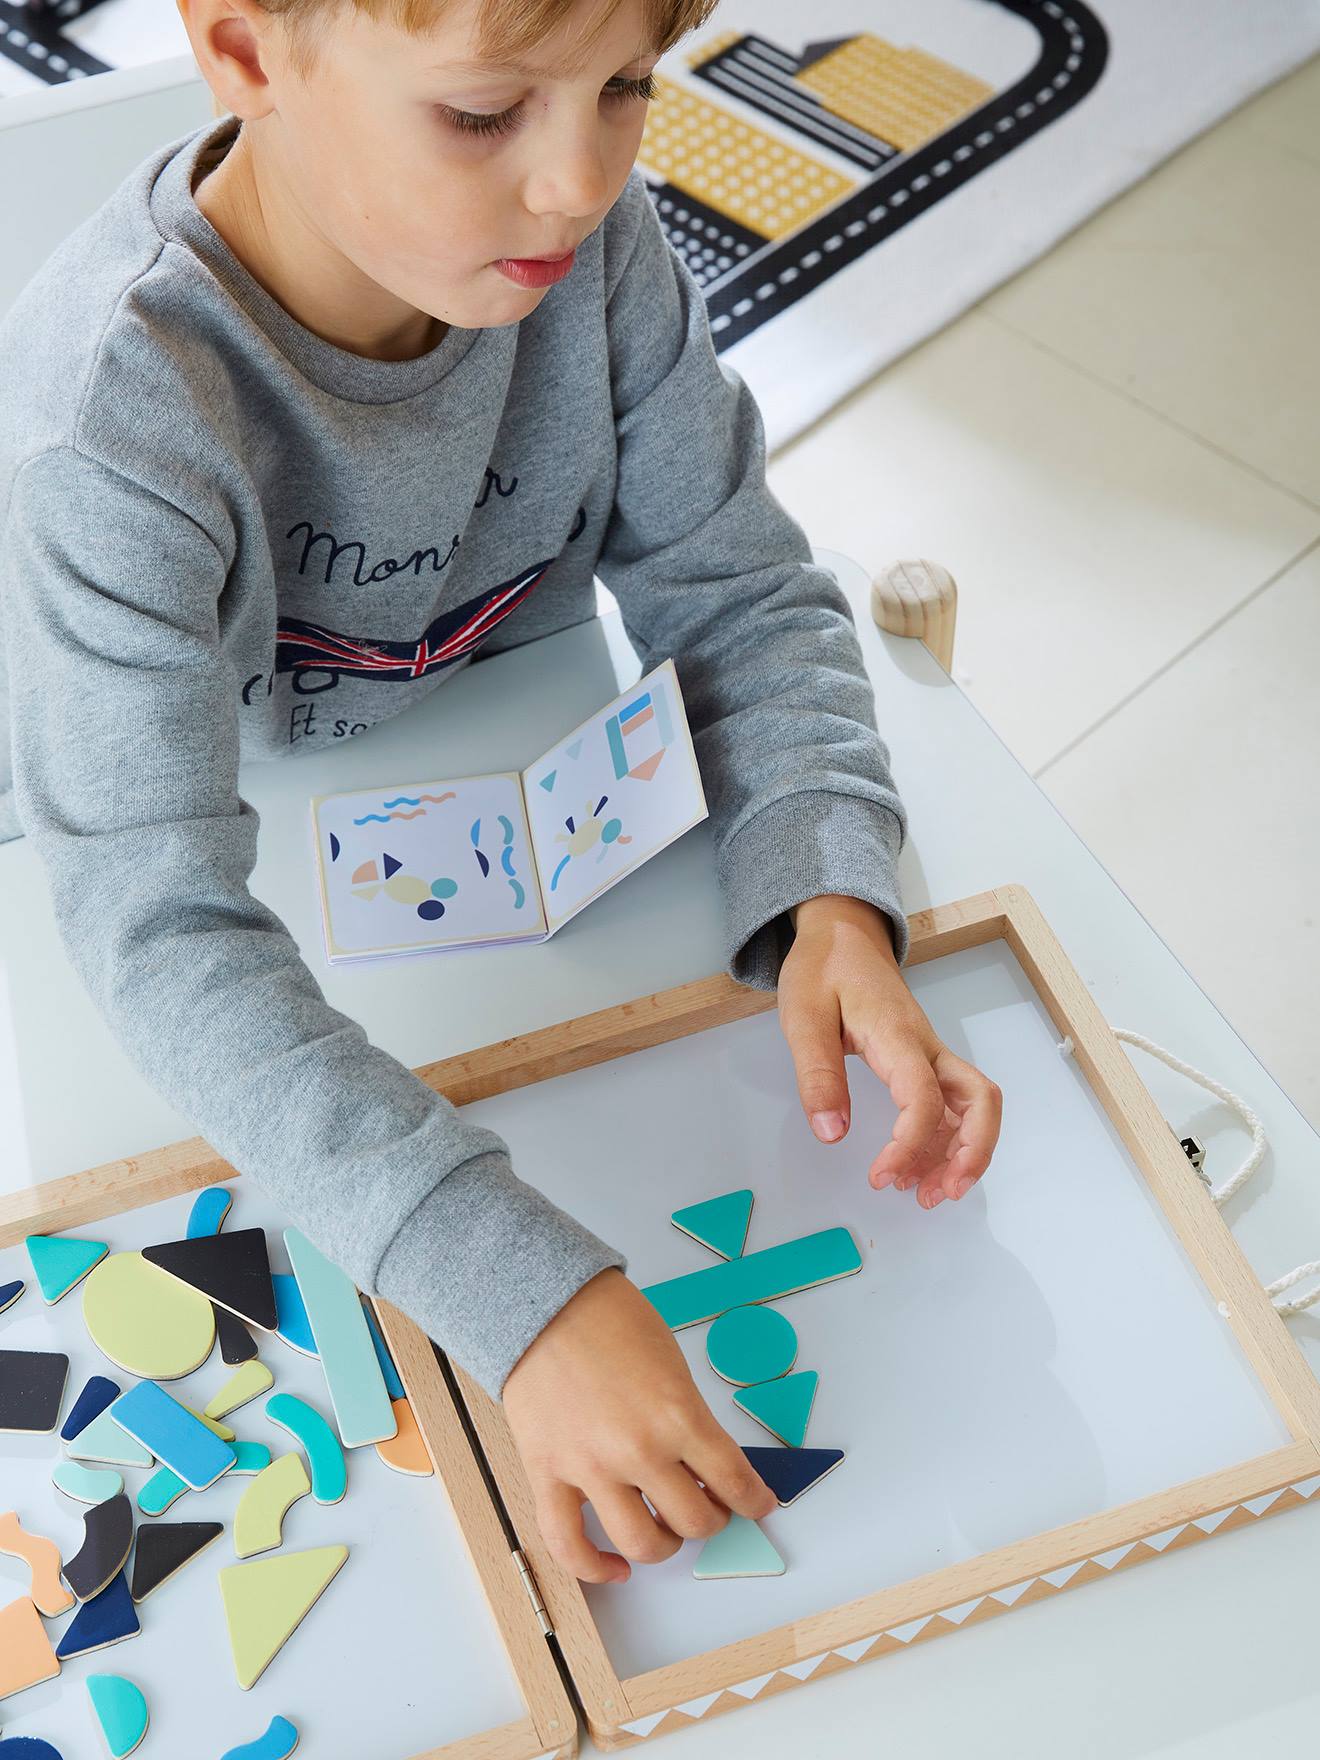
[1235,53,1320,168]
[1038,542,1320,1130]
[765,311,1320,773]
[982,69,1320,506]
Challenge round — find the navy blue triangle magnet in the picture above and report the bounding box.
[742,1445,845,1506]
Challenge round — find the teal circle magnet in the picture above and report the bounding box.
[705,1303,797,1386]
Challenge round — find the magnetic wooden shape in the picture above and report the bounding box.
[135,1466,189,1518]
[55,1571,140,1659]
[184,1400,236,1442]
[61,1374,121,1442]
[733,1370,819,1448]
[142,1228,277,1332]
[265,1392,346,1504]
[186,1185,233,1238]
[63,1492,135,1601]
[232,1440,275,1475]
[130,1519,223,1602]
[109,1381,236,1491]
[742,1445,845,1506]
[0,1274,25,1313]
[25,1231,108,1303]
[705,1304,798,1386]
[1,1740,65,1759]
[0,1347,69,1433]
[86,1672,150,1757]
[692,1515,785,1580]
[233,1453,311,1558]
[205,1359,273,1420]
[641,1227,862,1329]
[375,1396,433,1477]
[218,1305,260,1365]
[218,1544,349,1689]
[220,1714,300,1760]
[0,1509,76,1614]
[671,1189,753,1260]
[283,1229,396,1447]
[0,1593,60,1697]
[67,1409,154,1469]
[272,1273,317,1357]
[54,1461,125,1506]
[362,1299,405,1400]
[82,1252,215,1380]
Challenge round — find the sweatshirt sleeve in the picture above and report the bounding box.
[2,443,624,1400]
[594,172,910,986]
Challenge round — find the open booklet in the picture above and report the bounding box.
[310,658,708,964]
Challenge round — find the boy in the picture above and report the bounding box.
[0,0,1002,1584]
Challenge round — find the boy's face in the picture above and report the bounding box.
[234,0,657,331]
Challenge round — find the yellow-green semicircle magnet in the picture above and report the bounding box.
[82,1252,215,1379]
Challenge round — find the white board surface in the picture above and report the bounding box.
[0,1184,527,1758]
[457,939,1292,1680]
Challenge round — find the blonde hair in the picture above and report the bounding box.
[215,0,718,90]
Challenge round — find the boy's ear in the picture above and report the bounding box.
[179,0,278,122]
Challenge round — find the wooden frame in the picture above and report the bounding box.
[5,885,1319,1750]
[405,883,1320,1747]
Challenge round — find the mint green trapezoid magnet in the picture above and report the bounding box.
[733,1369,819,1448]
[86,1671,150,1757]
[705,1304,797,1386]
[26,1232,109,1303]
[692,1514,785,1580]
[670,1189,753,1260]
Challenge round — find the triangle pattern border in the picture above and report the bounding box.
[607,1472,1320,1744]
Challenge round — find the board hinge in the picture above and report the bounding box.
[512,1546,554,1638]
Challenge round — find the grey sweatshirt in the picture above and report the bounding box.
[0,112,909,1400]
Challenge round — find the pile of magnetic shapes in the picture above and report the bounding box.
[0,1187,431,1757]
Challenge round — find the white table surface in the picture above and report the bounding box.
[2,547,1317,1758]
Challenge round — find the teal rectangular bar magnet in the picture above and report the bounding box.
[641,1227,862,1329]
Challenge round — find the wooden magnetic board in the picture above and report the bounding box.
[426,886,1320,1747]
[0,1179,575,1760]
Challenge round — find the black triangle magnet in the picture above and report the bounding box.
[142,1227,277,1332]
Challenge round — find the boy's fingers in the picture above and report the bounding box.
[933,1053,1003,1196]
[868,1054,946,1187]
[536,1480,628,1584]
[779,995,851,1142]
[591,1482,684,1566]
[687,1426,778,1521]
[643,1463,731,1542]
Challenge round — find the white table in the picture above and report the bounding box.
[2,548,1317,1758]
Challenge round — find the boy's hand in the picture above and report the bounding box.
[780,894,1003,1207]
[501,1268,777,1584]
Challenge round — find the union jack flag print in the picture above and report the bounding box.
[274,562,549,692]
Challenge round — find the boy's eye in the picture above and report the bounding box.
[441,71,658,140]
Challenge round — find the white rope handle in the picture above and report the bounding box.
[1055,1027,1320,1317]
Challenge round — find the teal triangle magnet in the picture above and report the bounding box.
[693,1514,784,1580]
[734,1370,818,1447]
[670,1189,753,1260]
[26,1233,109,1303]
